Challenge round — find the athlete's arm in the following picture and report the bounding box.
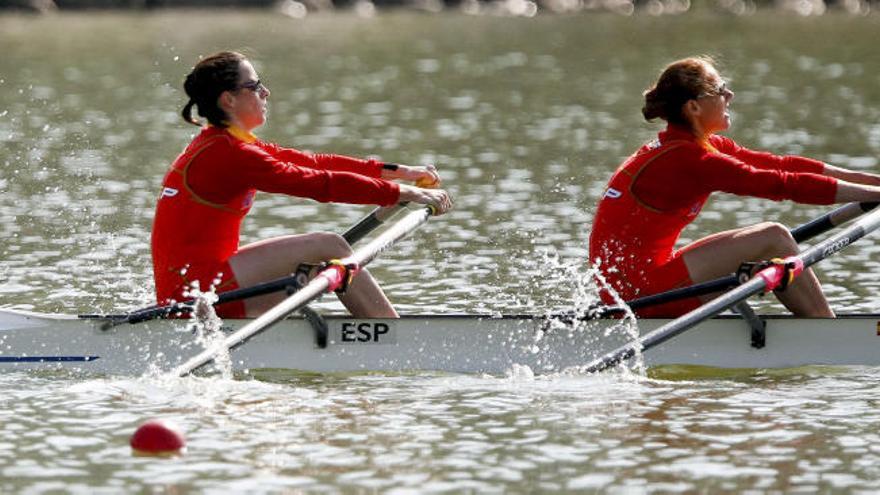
[695,152,837,204]
[712,135,826,174]
[820,163,880,187]
[263,142,385,177]
[246,145,451,212]
[231,145,400,205]
[714,136,880,188]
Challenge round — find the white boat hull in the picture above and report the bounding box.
[1,309,879,375]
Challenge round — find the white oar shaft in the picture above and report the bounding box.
[173,206,434,377]
[347,206,432,268]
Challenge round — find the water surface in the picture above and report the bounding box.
[2,10,880,493]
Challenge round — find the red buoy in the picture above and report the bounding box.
[130,419,186,456]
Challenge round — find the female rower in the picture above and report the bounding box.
[151,51,452,318]
[589,56,880,318]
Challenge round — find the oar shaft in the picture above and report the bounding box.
[583,276,767,373]
[346,206,433,268]
[343,203,407,245]
[798,203,880,266]
[583,205,880,374]
[791,202,878,243]
[124,275,298,325]
[596,276,739,318]
[175,206,434,376]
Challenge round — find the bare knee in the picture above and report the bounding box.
[309,232,353,258]
[750,222,797,256]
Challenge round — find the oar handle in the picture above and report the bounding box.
[344,174,439,243]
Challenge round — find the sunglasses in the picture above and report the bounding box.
[698,82,733,101]
[237,79,267,94]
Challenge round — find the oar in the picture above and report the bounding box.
[173,205,435,377]
[791,201,877,243]
[581,204,880,374]
[100,203,408,329]
[582,201,879,320]
[344,202,408,245]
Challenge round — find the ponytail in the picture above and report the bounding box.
[181,99,200,127]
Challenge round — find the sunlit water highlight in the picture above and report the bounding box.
[2,10,880,493]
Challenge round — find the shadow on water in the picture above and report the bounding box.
[647,363,856,382]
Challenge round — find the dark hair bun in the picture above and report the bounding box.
[641,88,666,121]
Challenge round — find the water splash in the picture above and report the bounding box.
[498,245,646,376]
[577,260,645,376]
[505,363,536,381]
[181,282,233,380]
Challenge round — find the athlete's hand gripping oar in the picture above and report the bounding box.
[97,203,411,330]
[581,204,880,374]
[173,205,437,377]
[576,201,880,321]
[341,172,439,244]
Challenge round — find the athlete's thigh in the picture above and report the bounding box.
[228,232,351,289]
[679,223,791,283]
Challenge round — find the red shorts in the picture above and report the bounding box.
[156,260,247,319]
[611,252,701,318]
[635,252,701,317]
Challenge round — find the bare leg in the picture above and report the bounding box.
[227,232,398,318]
[681,222,834,317]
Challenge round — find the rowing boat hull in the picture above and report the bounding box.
[2,309,879,375]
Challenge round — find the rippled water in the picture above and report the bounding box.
[2,10,880,493]
[5,368,880,492]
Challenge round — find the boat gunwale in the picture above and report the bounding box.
[69,311,880,322]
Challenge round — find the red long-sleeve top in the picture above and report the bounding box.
[589,125,837,300]
[151,126,400,303]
